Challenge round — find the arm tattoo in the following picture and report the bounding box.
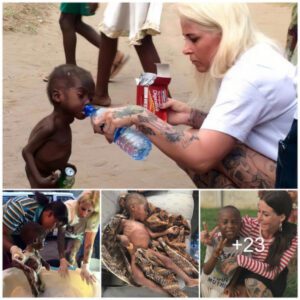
[113,105,144,119]
[188,109,207,129]
[137,112,199,149]
[219,144,275,188]
[192,171,237,188]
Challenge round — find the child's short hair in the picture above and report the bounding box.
[119,192,147,213]
[47,64,95,105]
[218,205,241,220]
[20,222,46,245]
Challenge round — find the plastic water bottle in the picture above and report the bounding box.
[84,104,152,160]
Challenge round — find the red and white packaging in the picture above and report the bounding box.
[136,64,171,121]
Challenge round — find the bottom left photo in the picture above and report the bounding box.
[2,190,100,297]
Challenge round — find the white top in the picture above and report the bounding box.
[64,200,99,234]
[202,43,297,160]
[99,3,162,45]
[201,234,250,297]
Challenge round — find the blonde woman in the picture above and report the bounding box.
[91,3,296,189]
[57,190,99,284]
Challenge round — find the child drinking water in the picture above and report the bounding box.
[201,206,250,297]
[22,64,95,188]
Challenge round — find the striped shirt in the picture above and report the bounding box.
[237,216,297,280]
[3,196,43,234]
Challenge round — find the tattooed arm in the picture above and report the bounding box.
[216,144,276,188]
[94,105,235,174]
[93,106,275,188]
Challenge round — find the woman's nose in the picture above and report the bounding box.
[182,42,193,55]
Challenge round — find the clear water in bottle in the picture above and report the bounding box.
[84,104,152,160]
[113,127,152,160]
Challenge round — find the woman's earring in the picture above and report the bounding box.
[279,222,283,232]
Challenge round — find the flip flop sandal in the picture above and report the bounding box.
[110,53,129,79]
[42,75,49,82]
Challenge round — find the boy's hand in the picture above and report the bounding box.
[201,221,218,245]
[39,172,59,188]
[213,237,227,257]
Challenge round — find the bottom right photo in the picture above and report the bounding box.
[200,190,297,298]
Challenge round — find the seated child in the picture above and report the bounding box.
[201,206,250,297]
[117,193,198,297]
[12,222,50,297]
[22,64,95,188]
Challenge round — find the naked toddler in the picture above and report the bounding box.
[22,64,95,188]
[117,193,198,296]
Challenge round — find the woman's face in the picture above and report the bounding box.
[180,17,221,72]
[78,202,94,218]
[257,200,285,234]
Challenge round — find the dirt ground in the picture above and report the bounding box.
[3,3,293,189]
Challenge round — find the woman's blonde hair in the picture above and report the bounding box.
[177,3,280,111]
[78,190,100,213]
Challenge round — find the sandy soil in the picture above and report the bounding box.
[3,3,292,189]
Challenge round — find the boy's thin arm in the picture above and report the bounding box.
[22,122,55,185]
[202,253,218,275]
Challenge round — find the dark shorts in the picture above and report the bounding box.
[275,119,297,188]
[60,3,93,16]
[238,267,288,297]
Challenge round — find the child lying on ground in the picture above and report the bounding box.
[12,222,50,297]
[102,192,199,297]
[22,64,95,188]
[201,206,250,297]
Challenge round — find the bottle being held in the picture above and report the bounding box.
[84,104,152,160]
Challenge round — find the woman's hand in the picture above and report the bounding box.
[91,106,145,142]
[201,221,219,245]
[160,98,191,126]
[80,263,97,285]
[221,257,238,275]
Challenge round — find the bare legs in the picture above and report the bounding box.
[94,34,161,106]
[94,33,118,106]
[59,13,101,65]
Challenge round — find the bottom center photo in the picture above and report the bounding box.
[101,190,200,298]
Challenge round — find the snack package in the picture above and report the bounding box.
[136,64,171,121]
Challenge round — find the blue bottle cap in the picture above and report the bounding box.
[83,104,97,117]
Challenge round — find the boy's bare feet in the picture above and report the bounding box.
[186,278,199,287]
[92,95,111,107]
